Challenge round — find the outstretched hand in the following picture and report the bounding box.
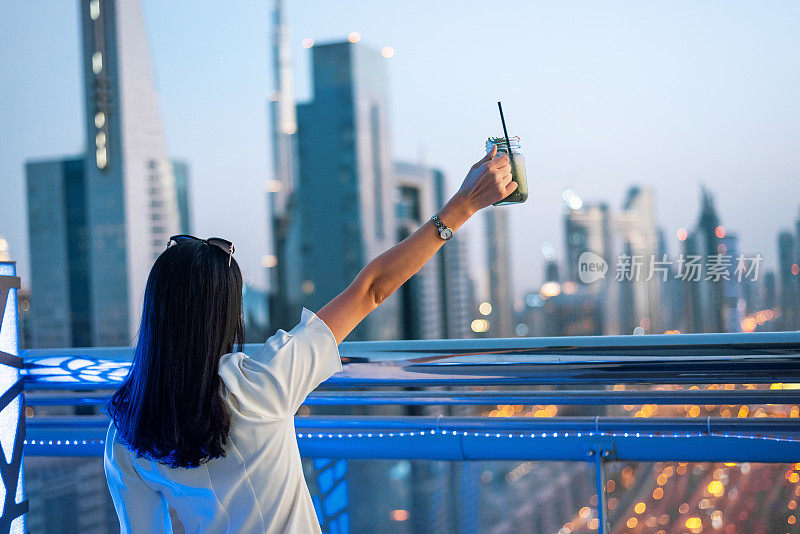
[455,145,518,212]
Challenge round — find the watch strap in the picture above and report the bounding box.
[431,213,453,239]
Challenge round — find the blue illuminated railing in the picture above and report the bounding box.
[20,331,800,464]
[14,297,800,533]
[21,331,800,389]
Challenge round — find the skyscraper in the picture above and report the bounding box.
[564,199,617,334]
[392,161,474,339]
[562,187,666,335]
[428,165,475,340]
[615,187,663,334]
[393,162,443,339]
[26,157,92,348]
[484,209,514,338]
[80,0,181,344]
[682,188,725,333]
[26,0,182,346]
[172,159,192,235]
[266,0,302,333]
[294,41,399,341]
[778,230,799,330]
[720,233,745,333]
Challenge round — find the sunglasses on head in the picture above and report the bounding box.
[167,234,235,266]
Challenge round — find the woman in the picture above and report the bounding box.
[104,145,515,533]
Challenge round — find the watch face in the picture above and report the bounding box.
[440,228,453,239]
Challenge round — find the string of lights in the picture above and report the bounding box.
[23,428,800,448]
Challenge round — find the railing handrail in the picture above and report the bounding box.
[22,331,800,466]
[22,331,800,389]
[24,415,800,463]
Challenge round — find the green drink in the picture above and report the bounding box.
[486,136,528,205]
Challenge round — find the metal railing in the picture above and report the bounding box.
[16,304,800,533]
[22,331,800,464]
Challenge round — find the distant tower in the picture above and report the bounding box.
[682,188,725,333]
[484,209,514,338]
[81,0,181,345]
[778,230,799,330]
[392,162,443,339]
[564,198,617,334]
[172,159,192,234]
[295,41,399,341]
[26,0,180,347]
[615,187,663,333]
[391,162,473,339]
[719,233,744,332]
[429,166,474,339]
[267,0,302,332]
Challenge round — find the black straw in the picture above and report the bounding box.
[497,101,515,172]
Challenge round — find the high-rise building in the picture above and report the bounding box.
[565,202,613,282]
[266,0,302,333]
[657,229,683,332]
[720,233,745,333]
[25,457,118,533]
[429,166,475,340]
[763,271,778,311]
[392,162,474,339]
[564,200,617,334]
[294,41,400,341]
[393,162,443,339]
[25,0,181,347]
[80,0,181,345]
[778,230,799,330]
[243,283,270,343]
[615,187,663,334]
[440,231,476,339]
[563,187,665,334]
[681,188,726,333]
[172,159,192,235]
[484,209,514,338]
[26,158,92,348]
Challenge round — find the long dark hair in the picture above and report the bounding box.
[108,238,245,468]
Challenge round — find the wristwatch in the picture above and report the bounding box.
[431,213,453,240]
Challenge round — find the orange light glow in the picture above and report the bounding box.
[677,228,688,241]
[391,509,409,521]
[715,225,726,238]
[708,480,724,496]
[685,517,702,529]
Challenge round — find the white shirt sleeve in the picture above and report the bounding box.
[104,425,172,534]
[219,307,342,419]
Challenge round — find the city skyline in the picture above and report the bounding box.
[2,1,799,305]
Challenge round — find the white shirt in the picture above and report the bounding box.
[104,307,342,534]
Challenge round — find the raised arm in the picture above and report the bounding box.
[316,145,516,344]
